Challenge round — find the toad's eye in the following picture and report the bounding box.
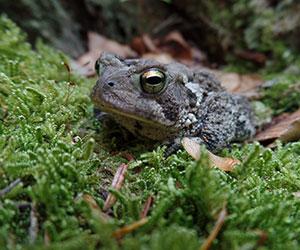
[140,69,166,94]
[95,60,100,75]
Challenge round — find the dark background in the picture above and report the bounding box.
[1,0,300,71]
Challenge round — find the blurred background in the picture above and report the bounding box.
[1,0,300,74]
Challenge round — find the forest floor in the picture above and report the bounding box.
[1,16,300,250]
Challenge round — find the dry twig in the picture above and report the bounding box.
[0,178,21,197]
[112,217,148,239]
[200,206,227,250]
[29,203,38,244]
[140,196,154,219]
[103,163,129,211]
[83,194,110,221]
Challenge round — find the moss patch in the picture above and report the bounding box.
[1,16,300,250]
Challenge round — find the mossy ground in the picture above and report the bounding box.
[1,16,300,250]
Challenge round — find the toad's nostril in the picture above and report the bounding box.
[107,81,115,87]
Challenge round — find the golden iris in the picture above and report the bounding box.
[140,69,166,94]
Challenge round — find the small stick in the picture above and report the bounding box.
[140,196,154,219]
[44,230,51,246]
[121,152,135,162]
[29,203,38,244]
[112,217,148,239]
[0,178,21,197]
[83,194,110,221]
[200,206,227,250]
[255,230,268,248]
[103,163,128,211]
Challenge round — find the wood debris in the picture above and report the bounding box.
[83,194,110,221]
[112,217,148,239]
[200,206,227,250]
[255,108,300,144]
[140,196,154,219]
[103,163,129,211]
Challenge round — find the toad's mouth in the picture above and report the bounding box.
[96,102,175,128]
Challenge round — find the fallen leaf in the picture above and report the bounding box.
[212,71,263,94]
[181,137,240,171]
[131,34,158,54]
[182,137,202,160]
[200,206,227,250]
[88,32,137,58]
[142,53,174,64]
[280,120,300,142]
[112,217,148,239]
[255,108,300,143]
[235,49,267,65]
[208,152,240,172]
[75,32,137,76]
[70,60,92,77]
[103,163,128,211]
[159,31,192,61]
[132,31,206,64]
[190,46,208,64]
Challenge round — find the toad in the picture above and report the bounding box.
[91,53,255,152]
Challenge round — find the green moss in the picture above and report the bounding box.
[1,16,300,250]
[261,75,300,115]
[197,0,300,72]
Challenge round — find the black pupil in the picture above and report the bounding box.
[146,76,162,85]
[95,61,99,72]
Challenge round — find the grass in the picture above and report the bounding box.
[1,16,300,250]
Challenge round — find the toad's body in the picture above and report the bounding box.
[91,53,255,151]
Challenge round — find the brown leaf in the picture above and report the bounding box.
[112,217,148,239]
[133,31,203,64]
[159,31,192,61]
[131,36,147,55]
[75,32,137,76]
[208,152,240,172]
[87,32,137,58]
[213,71,263,94]
[142,35,159,53]
[182,137,202,160]
[142,53,174,64]
[235,49,267,65]
[255,109,300,143]
[181,138,240,172]
[103,163,128,211]
[190,46,207,64]
[131,34,158,55]
[200,206,227,250]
